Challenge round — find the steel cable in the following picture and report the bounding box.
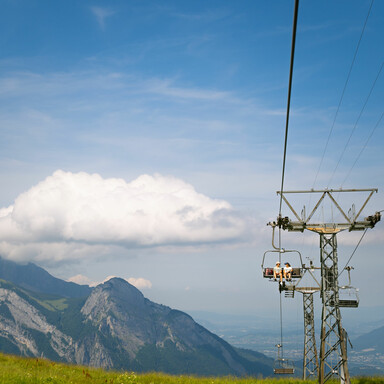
[328,60,384,188]
[341,110,384,186]
[311,0,375,190]
[339,210,384,277]
[338,229,367,278]
[277,0,300,359]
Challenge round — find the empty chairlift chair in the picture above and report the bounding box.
[338,286,359,308]
[337,266,359,308]
[273,344,295,375]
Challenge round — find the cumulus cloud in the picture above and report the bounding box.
[67,274,152,290]
[0,170,249,264]
[67,274,92,286]
[127,277,152,289]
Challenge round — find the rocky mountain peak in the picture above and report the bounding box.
[0,263,273,376]
[100,277,145,305]
[81,277,147,321]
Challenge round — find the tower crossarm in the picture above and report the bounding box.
[276,189,380,233]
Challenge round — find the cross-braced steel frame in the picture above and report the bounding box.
[319,234,349,384]
[302,291,319,380]
[275,188,380,384]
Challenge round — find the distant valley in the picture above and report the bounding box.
[191,308,384,376]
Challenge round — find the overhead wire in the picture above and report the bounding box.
[328,60,384,188]
[279,0,299,216]
[338,229,368,278]
[339,209,384,278]
[278,0,300,359]
[341,110,384,186]
[311,0,375,190]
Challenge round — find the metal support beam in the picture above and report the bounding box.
[273,188,379,384]
[319,234,350,384]
[302,292,319,380]
[276,188,380,233]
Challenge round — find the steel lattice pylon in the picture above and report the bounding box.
[302,291,319,380]
[319,234,349,384]
[275,188,380,384]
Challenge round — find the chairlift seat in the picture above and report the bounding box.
[263,267,302,279]
[273,359,295,375]
[339,300,359,308]
[329,299,359,308]
[274,368,295,374]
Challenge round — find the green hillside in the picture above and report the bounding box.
[0,352,381,384]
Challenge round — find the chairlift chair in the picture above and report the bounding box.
[338,266,359,308]
[262,222,304,282]
[338,286,359,308]
[262,249,304,281]
[273,344,295,375]
[274,359,295,375]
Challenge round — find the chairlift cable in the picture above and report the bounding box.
[341,110,384,186]
[328,60,384,188]
[338,228,368,278]
[277,0,299,358]
[311,0,375,190]
[278,0,299,217]
[339,209,384,276]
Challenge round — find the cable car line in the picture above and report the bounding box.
[328,60,384,188]
[275,0,299,365]
[311,0,375,190]
[341,110,384,186]
[278,0,299,216]
[338,228,367,279]
[338,208,384,279]
[340,208,383,277]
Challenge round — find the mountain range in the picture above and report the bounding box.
[0,257,273,376]
[353,325,384,354]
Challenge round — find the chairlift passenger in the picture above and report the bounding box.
[284,262,292,281]
[274,261,283,282]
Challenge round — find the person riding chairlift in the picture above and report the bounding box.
[284,262,292,281]
[274,261,282,282]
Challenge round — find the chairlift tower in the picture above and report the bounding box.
[276,188,380,384]
[297,289,319,380]
[291,263,321,380]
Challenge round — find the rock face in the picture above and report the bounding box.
[78,278,259,375]
[0,260,272,376]
[0,282,76,362]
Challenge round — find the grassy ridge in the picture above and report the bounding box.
[0,353,381,384]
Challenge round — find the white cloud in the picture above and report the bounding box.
[96,275,118,287]
[0,170,250,265]
[67,274,92,286]
[67,274,152,290]
[127,277,152,289]
[90,7,115,30]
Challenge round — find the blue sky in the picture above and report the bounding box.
[0,0,383,319]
